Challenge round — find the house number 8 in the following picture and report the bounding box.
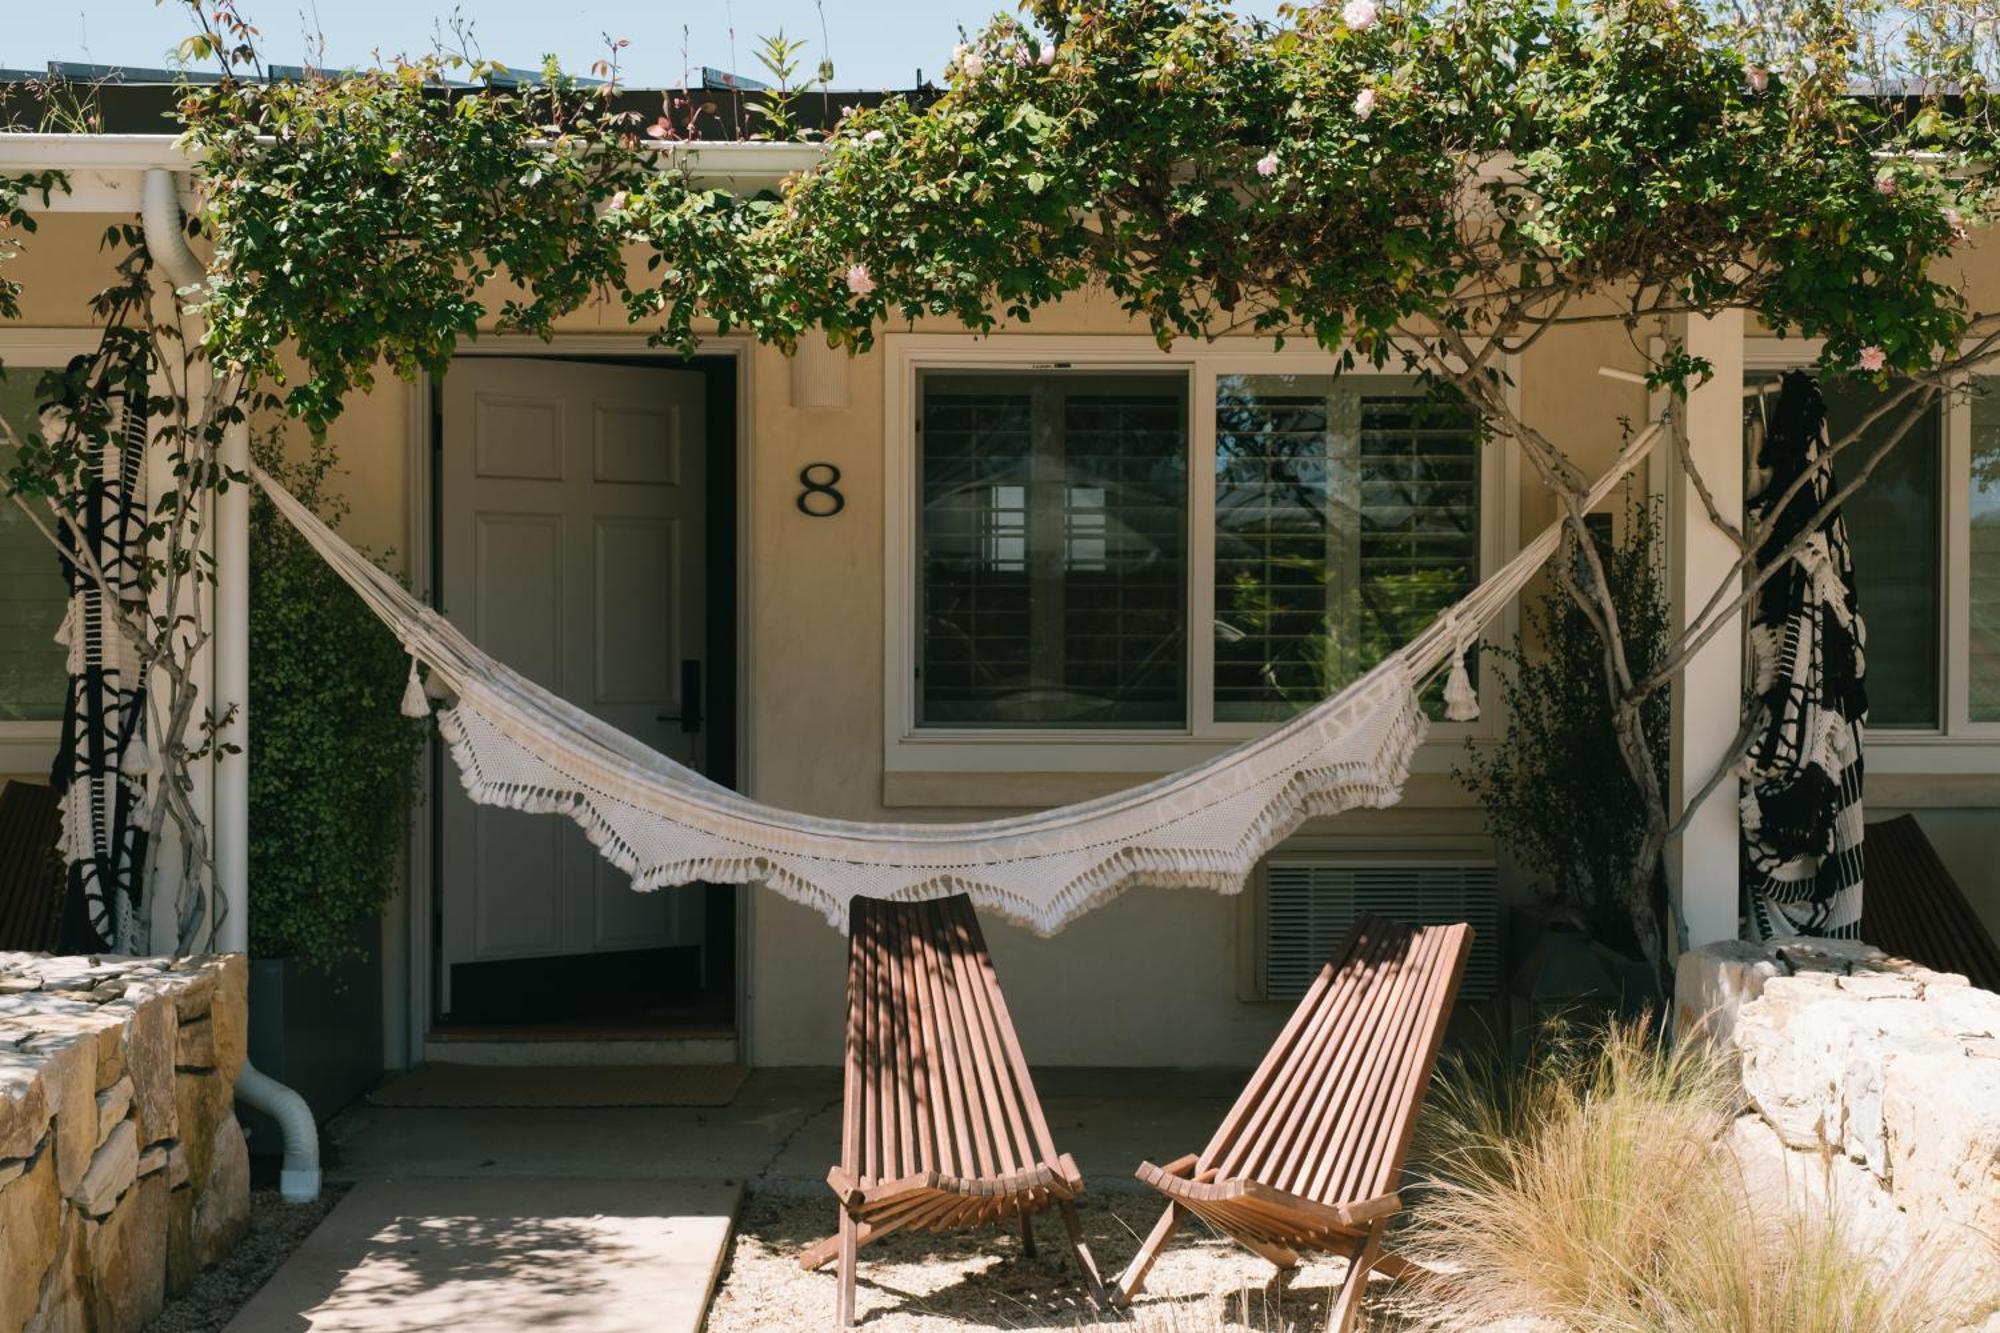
[796,463,846,518]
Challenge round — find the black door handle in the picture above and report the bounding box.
[656,659,702,734]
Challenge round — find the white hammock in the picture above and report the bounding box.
[254,423,1661,935]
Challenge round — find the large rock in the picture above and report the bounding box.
[0,1050,52,1161]
[207,955,248,1085]
[0,1145,61,1332]
[25,1208,89,1333]
[0,952,255,1326]
[81,1170,168,1331]
[1675,938,1782,1047]
[165,1183,196,1297]
[1883,1051,2000,1242]
[174,1067,231,1192]
[174,1016,215,1071]
[93,1075,132,1145]
[74,1118,138,1217]
[192,1114,250,1268]
[41,1038,97,1200]
[118,993,177,1146]
[1736,975,1961,1175]
[1703,934,2000,1321]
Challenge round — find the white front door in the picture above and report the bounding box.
[439,358,708,1006]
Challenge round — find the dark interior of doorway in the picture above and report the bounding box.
[429,353,739,1036]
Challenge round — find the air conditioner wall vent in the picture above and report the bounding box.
[1263,861,1501,1002]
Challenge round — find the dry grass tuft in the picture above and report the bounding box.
[1395,1016,1991,1333]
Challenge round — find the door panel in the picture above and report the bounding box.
[440,358,708,1008]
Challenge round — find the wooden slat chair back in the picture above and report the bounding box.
[801,893,1103,1325]
[1863,814,2000,993]
[1117,915,1472,1332]
[0,781,64,952]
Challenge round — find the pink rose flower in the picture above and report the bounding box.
[863,129,885,143]
[961,52,986,77]
[1746,67,1769,93]
[1856,346,1886,372]
[1256,152,1280,177]
[1944,205,1966,238]
[1343,0,1379,31]
[1353,87,1377,120]
[846,264,876,297]
[1875,170,1898,196]
[1038,44,1056,66]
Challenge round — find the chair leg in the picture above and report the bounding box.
[1237,1234,1301,1274]
[835,1208,859,1328]
[1056,1198,1105,1303]
[1327,1223,1384,1333]
[1112,1201,1186,1307]
[1019,1206,1037,1259]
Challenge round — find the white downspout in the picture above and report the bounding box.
[142,167,321,1203]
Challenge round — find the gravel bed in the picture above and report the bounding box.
[145,1184,350,1333]
[705,1191,1410,1331]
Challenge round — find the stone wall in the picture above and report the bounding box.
[0,953,251,1333]
[1676,938,2000,1319]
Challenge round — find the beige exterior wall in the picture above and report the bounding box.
[8,212,1999,1066]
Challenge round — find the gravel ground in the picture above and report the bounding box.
[705,1191,1417,1331]
[146,1184,350,1333]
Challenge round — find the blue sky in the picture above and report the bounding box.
[1,1,1268,91]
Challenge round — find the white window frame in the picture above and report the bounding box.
[0,329,99,774]
[882,333,1521,776]
[1744,337,2000,773]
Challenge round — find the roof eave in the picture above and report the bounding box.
[0,133,826,210]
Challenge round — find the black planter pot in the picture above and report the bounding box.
[241,921,382,1158]
[1505,906,1660,1056]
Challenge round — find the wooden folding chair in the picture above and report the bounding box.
[799,893,1104,1326]
[1115,915,1472,1332]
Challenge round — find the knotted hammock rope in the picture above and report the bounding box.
[254,422,1662,936]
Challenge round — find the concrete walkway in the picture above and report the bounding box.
[324,1066,1243,1192]
[224,1178,738,1333]
[232,1068,1241,1330]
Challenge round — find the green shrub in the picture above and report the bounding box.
[1455,496,1671,953]
[247,434,423,969]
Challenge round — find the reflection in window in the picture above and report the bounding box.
[918,371,1188,728]
[0,373,69,723]
[1746,373,1941,729]
[1972,378,2000,721]
[1213,375,1480,722]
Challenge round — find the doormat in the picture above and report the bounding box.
[368,1063,750,1109]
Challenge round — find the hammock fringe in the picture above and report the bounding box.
[252,419,1665,935]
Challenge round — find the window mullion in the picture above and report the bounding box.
[1189,363,1218,737]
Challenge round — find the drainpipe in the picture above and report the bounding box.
[142,168,322,1203]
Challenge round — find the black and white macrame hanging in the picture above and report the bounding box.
[49,397,151,953]
[1740,371,1867,941]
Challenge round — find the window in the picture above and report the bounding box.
[1971,378,2000,722]
[1214,375,1480,722]
[0,370,68,725]
[1744,348,2000,750]
[892,341,1501,769]
[917,371,1188,728]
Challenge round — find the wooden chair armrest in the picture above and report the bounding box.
[825,1166,865,1207]
[1333,1192,1401,1227]
[1159,1154,1199,1178]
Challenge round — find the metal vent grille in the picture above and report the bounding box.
[1263,861,1500,1001]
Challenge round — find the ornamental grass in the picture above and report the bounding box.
[1395,1017,1990,1333]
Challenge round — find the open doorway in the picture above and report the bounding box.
[425,352,739,1052]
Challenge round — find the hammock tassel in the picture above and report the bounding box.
[399,658,432,719]
[1442,642,1480,723]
